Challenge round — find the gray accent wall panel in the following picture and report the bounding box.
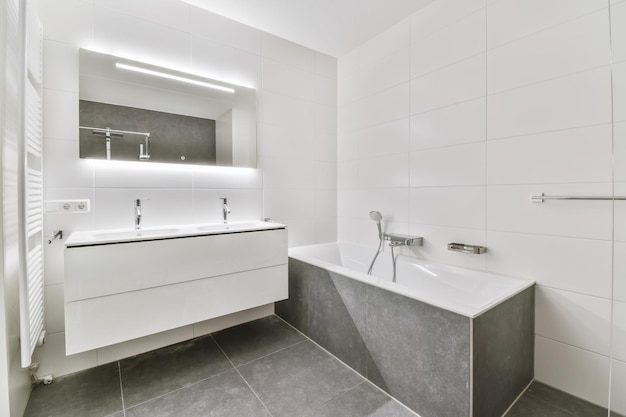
[365,285,470,417]
[473,287,535,417]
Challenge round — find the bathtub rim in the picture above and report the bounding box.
[288,242,535,318]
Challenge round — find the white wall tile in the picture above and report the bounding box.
[338,216,360,244]
[315,216,337,243]
[410,97,486,150]
[486,124,613,185]
[611,360,626,415]
[257,123,315,160]
[43,89,79,140]
[410,54,486,115]
[43,40,79,93]
[39,0,94,46]
[615,122,626,182]
[536,286,611,355]
[612,183,626,242]
[191,8,261,55]
[487,67,612,139]
[44,139,94,188]
[488,10,610,94]
[259,92,316,131]
[410,186,486,229]
[316,104,337,135]
[535,336,610,408]
[261,34,317,71]
[338,103,358,134]
[338,189,359,218]
[358,48,410,99]
[358,119,410,159]
[613,302,626,362]
[612,1,626,64]
[411,9,486,78]
[410,0,486,41]
[93,188,194,230]
[338,73,358,106]
[192,189,262,224]
[410,142,485,187]
[316,161,337,190]
[94,6,191,70]
[263,189,316,223]
[487,0,607,49]
[316,133,337,163]
[409,224,488,270]
[192,36,261,88]
[358,18,410,67]
[315,75,337,107]
[358,83,410,129]
[338,130,358,162]
[262,58,315,100]
[192,167,262,189]
[359,188,411,224]
[261,157,316,189]
[338,161,358,189]
[487,183,613,239]
[316,187,337,219]
[282,217,317,247]
[614,62,626,123]
[487,231,613,298]
[94,0,191,33]
[94,162,193,189]
[338,48,359,80]
[358,154,409,189]
[614,242,626,303]
[44,285,65,334]
[316,54,337,79]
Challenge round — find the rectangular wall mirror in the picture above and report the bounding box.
[78,49,257,167]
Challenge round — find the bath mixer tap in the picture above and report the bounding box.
[220,198,231,224]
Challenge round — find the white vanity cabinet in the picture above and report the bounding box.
[64,224,287,354]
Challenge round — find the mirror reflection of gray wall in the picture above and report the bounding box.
[78,49,257,168]
[79,100,216,165]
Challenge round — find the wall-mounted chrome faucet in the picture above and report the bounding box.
[220,198,231,224]
[135,198,148,230]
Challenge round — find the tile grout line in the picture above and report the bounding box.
[117,361,127,417]
[273,314,420,416]
[232,338,308,369]
[299,380,368,417]
[210,334,277,417]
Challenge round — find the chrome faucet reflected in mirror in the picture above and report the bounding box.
[220,198,231,224]
[135,198,149,230]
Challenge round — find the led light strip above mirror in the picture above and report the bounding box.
[115,63,236,93]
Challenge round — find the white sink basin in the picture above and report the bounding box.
[65,221,286,247]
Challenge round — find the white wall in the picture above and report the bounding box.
[37,0,336,378]
[338,0,623,410]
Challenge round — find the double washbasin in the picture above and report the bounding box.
[65,221,286,247]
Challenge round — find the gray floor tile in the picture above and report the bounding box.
[506,395,575,417]
[212,315,305,366]
[125,369,270,417]
[24,362,122,417]
[305,382,416,417]
[120,334,232,407]
[526,382,608,417]
[238,340,363,417]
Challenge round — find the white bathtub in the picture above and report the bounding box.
[288,242,534,318]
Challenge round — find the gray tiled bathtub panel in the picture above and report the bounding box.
[365,285,471,417]
[276,258,369,375]
[473,286,535,417]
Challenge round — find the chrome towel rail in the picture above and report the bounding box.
[531,193,626,203]
[79,126,151,137]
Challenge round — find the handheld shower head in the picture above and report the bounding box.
[369,211,383,238]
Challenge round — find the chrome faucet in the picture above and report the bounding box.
[135,198,148,230]
[220,197,230,224]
